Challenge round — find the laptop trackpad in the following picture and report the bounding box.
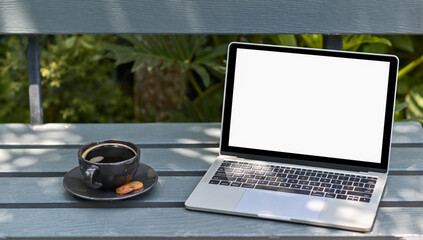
[235,189,325,220]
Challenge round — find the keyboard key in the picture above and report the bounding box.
[265,172,277,177]
[232,164,242,168]
[230,182,241,187]
[280,183,291,188]
[287,174,297,179]
[258,180,269,185]
[360,178,377,184]
[336,194,347,200]
[298,180,309,185]
[213,176,228,181]
[331,180,342,184]
[302,186,313,190]
[347,196,359,201]
[344,181,353,186]
[347,191,372,198]
[255,176,266,180]
[313,187,324,191]
[291,184,302,189]
[277,178,288,182]
[324,188,335,193]
[353,182,364,187]
[241,183,255,188]
[255,184,311,195]
[335,190,346,194]
[364,184,375,189]
[343,186,354,190]
[316,173,327,178]
[236,178,247,182]
[309,177,319,181]
[311,191,324,197]
[298,176,309,180]
[220,181,230,186]
[268,182,280,186]
[320,178,331,183]
[232,173,244,178]
[325,193,336,198]
[215,171,227,176]
[332,184,343,189]
[209,180,220,184]
[321,183,331,188]
[359,198,371,203]
[246,179,258,184]
[309,182,320,186]
[354,187,374,193]
[287,179,299,184]
[266,177,277,181]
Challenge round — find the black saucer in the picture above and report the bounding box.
[63,163,158,201]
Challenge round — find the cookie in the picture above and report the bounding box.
[115,181,144,195]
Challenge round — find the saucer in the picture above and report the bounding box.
[63,163,158,201]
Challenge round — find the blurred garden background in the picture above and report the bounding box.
[0,34,422,123]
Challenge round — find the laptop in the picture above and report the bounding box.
[185,42,399,232]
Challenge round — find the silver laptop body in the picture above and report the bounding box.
[185,42,399,232]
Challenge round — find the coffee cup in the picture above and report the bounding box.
[78,139,140,189]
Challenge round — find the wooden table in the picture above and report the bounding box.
[0,122,423,239]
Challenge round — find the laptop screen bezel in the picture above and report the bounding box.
[220,42,398,172]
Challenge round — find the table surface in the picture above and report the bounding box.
[0,122,423,239]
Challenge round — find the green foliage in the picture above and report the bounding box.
[3,34,423,124]
[168,82,224,122]
[40,35,134,123]
[0,35,134,123]
[106,35,227,92]
[0,36,30,122]
[107,35,229,122]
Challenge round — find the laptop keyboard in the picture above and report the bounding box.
[209,160,377,203]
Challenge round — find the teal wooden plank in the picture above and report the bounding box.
[0,148,218,173]
[0,147,421,173]
[0,208,420,238]
[0,122,420,147]
[0,147,422,173]
[0,176,201,204]
[389,147,423,171]
[0,123,220,147]
[0,175,418,204]
[392,122,423,144]
[1,0,423,34]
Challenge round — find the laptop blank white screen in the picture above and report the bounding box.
[228,48,391,164]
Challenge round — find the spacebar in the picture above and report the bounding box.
[255,185,311,195]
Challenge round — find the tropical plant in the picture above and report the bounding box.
[106,35,228,122]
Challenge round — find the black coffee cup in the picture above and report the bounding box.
[78,139,140,189]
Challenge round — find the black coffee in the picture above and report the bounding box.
[84,144,136,163]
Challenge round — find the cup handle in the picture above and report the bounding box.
[83,165,102,189]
